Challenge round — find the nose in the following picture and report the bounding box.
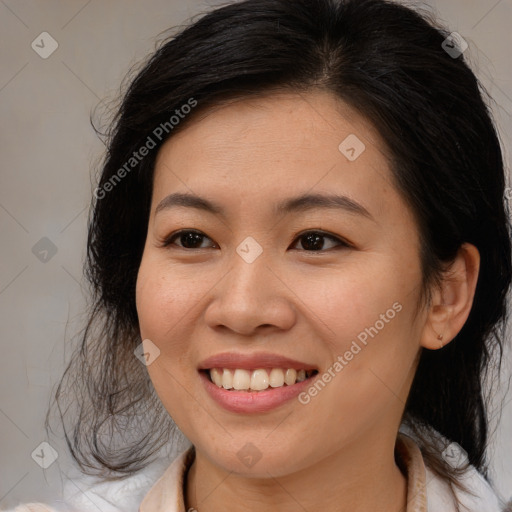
[203,249,297,337]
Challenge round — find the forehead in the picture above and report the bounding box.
[151,90,399,221]
[156,90,388,162]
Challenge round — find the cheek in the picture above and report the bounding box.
[135,264,196,381]
[289,256,412,354]
[295,291,420,448]
[291,253,422,409]
[135,259,202,429]
[135,257,205,346]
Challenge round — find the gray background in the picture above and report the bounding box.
[1,0,511,508]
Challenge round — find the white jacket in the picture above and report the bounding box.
[3,434,507,512]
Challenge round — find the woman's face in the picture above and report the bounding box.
[136,90,429,477]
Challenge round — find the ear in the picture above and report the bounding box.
[420,243,480,350]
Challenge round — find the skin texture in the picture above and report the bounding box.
[135,90,480,512]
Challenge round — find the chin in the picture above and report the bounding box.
[196,437,313,478]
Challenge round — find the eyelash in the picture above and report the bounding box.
[160,229,352,252]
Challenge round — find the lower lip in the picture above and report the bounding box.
[199,371,317,414]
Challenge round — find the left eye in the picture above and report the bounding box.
[162,230,350,252]
[292,231,350,251]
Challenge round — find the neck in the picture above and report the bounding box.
[185,434,407,512]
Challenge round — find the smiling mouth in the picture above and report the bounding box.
[202,368,319,392]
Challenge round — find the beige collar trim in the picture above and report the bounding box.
[396,434,428,511]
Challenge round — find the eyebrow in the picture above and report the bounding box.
[155,192,374,221]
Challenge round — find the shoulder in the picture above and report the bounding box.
[398,425,506,512]
[3,455,175,512]
[2,505,63,512]
[64,457,173,512]
[425,458,505,512]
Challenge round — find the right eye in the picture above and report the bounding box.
[161,229,217,250]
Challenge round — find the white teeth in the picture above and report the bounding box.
[250,369,269,390]
[209,368,315,391]
[269,368,285,387]
[284,369,297,386]
[211,368,223,387]
[232,369,251,390]
[222,368,233,389]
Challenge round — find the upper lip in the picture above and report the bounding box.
[198,352,317,371]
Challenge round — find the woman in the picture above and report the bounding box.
[10,0,511,510]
